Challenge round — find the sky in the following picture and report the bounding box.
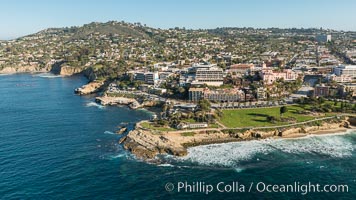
[1,0,356,40]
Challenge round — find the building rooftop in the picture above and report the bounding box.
[335,65,356,69]
[189,88,205,92]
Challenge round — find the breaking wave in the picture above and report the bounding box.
[33,73,62,78]
[177,131,355,168]
[104,131,115,135]
[85,102,105,109]
[100,152,130,160]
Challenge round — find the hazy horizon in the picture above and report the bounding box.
[1,0,356,40]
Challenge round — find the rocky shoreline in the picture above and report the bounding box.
[75,81,105,95]
[95,95,163,109]
[119,117,356,160]
[95,96,141,109]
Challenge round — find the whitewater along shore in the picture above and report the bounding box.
[119,116,356,160]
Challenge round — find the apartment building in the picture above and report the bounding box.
[195,67,224,86]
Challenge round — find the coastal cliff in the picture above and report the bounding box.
[95,96,162,109]
[0,61,87,76]
[0,63,109,96]
[120,117,354,160]
[50,62,84,76]
[119,128,188,159]
[0,66,49,74]
[95,96,141,108]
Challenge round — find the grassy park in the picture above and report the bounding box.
[219,105,335,128]
[140,121,176,131]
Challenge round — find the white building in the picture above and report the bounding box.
[134,72,146,82]
[134,72,159,85]
[177,122,208,130]
[145,72,159,85]
[194,67,224,86]
[316,34,331,43]
[203,88,245,102]
[326,74,353,83]
[333,65,356,78]
[189,62,217,73]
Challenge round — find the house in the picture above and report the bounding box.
[176,122,208,130]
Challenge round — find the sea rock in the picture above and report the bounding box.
[121,129,187,159]
[118,136,127,144]
[116,127,127,134]
[347,117,356,126]
[96,96,141,108]
[75,81,105,95]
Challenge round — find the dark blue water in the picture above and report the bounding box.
[0,74,355,199]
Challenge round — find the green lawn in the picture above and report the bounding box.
[220,105,320,128]
[140,122,176,132]
[181,132,196,136]
[181,118,197,123]
[209,123,220,128]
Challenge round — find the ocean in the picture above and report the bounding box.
[0,74,354,199]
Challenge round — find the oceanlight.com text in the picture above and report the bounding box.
[165,181,349,195]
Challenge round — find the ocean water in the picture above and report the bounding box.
[0,74,355,199]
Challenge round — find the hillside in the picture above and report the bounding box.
[34,21,152,41]
[1,21,354,81]
[0,21,158,78]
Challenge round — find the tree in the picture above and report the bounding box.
[317,97,325,105]
[280,106,288,118]
[334,100,338,106]
[198,99,211,112]
[267,116,278,123]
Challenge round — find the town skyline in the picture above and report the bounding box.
[2,0,356,40]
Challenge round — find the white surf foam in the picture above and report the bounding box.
[178,140,272,168]
[104,131,115,135]
[100,153,128,160]
[268,134,354,158]
[33,73,62,78]
[109,154,126,159]
[234,167,244,173]
[85,102,105,109]
[158,163,175,167]
[177,131,355,167]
